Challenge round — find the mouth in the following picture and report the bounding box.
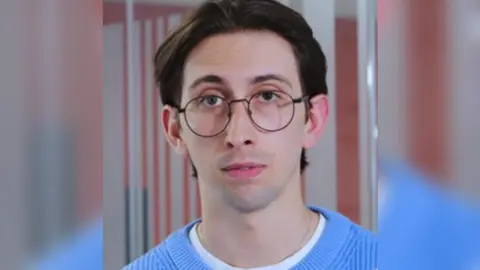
[221,162,267,180]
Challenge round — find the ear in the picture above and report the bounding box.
[162,105,188,156]
[302,94,329,149]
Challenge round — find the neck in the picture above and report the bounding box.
[198,180,318,268]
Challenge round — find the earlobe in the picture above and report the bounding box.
[161,106,186,155]
[303,94,329,148]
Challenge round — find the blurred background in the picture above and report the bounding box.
[0,0,479,269]
[0,1,102,269]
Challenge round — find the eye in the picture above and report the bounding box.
[256,90,280,102]
[199,95,223,107]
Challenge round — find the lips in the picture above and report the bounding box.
[222,163,265,171]
[221,163,267,179]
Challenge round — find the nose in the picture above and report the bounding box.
[224,101,256,148]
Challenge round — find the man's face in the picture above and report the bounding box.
[163,31,328,213]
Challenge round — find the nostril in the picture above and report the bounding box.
[226,140,252,148]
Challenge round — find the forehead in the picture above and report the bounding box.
[183,31,300,91]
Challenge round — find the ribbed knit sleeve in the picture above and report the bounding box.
[325,225,377,269]
[290,223,377,270]
[122,243,176,270]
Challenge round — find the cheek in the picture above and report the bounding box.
[265,112,305,145]
[183,136,217,169]
[289,112,308,142]
[284,117,307,159]
[184,135,204,155]
[264,124,304,160]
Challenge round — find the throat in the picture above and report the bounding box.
[196,208,319,268]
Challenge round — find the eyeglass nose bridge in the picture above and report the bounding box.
[226,98,252,118]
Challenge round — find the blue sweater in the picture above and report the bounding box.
[379,159,480,270]
[124,207,377,269]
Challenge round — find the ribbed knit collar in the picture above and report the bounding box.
[162,206,352,270]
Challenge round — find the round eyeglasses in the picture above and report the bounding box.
[176,90,309,138]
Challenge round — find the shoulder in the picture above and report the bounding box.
[312,206,377,269]
[348,222,378,251]
[122,242,171,270]
[123,226,188,270]
[338,214,377,255]
[123,221,200,270]
[314,206,376,244]
[379,159,480,269]
[339,217,377,269]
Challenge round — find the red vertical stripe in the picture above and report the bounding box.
[151,19,161,244]
[122,23,132,261]
[335,19,360,224]
[122,24,130,189]
[140,22,148,189]
[164,16,172,236]
[140,20,150,251]
[406,0,449,181]
[104,3,189,25]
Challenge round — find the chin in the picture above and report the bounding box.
[223,186,278,214]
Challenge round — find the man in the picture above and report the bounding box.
[125,0,377,269]
[379,158,480,270]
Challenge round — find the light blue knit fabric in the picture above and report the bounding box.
[379,159,480,270]
[124,206,377,269]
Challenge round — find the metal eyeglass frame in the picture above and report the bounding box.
[175,91,311,138]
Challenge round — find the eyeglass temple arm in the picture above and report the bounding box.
[174,104,186,114]
[292,95,311,103]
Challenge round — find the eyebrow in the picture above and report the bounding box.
[188,73,293,90]
[188,74,225,90]
[250,74,292,88]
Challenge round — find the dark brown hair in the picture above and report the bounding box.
[154,0,328,177]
